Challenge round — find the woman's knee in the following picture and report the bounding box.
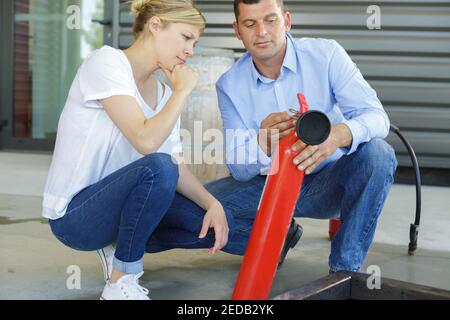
[140,153,179,190]
[49,219,103,252]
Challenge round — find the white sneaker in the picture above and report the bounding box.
[97,245,115,283]
[100,272,151,300]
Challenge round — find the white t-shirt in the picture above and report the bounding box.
[42,46,183,220]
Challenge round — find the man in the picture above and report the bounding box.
[205,0,397,273]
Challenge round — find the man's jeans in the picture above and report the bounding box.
[50,139,397,274]
[148,138,396,273]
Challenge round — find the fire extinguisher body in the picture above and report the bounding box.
[232,94,331,300]
[232,131,307,300]
[329,218,341,240]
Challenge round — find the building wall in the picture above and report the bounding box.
[116,0,450,169]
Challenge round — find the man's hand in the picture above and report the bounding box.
[258,112,297,156]
[291,124,353,175]
[199,201,229,255]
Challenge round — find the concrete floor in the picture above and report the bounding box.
[1,151,449,300]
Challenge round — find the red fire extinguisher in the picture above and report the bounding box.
[329,218,341,241]
[232,94,331,300]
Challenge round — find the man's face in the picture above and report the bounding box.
[233,0,291,62]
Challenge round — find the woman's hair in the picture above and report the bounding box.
[130,0,206,38]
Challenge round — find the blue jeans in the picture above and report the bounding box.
[50,153,182,274]
[50,139,397,274]
[49,153,240,274]
[142,139,396,273]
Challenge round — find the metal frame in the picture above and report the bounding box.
[274,272,450,300]
[0,0,114,152]
[1,0,54,151]
[103,0,120,47]
[112,0,121,48]
[0,0,13,150]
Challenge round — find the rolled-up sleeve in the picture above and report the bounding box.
[329,41,391,155]
[216,83,272,182]
[79,50,135,109]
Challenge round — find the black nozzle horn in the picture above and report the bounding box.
[296,111,331,146]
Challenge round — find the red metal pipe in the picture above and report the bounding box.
[232,94,313,300]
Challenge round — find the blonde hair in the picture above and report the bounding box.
[130,0,206,38]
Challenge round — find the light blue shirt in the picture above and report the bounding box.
[216,33,390,182]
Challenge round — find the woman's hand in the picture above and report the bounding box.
[159,63,198,94]
[199,200,229,255]
[175,163,229,255]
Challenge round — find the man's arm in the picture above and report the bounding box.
[259,112,297,156]
[291,40,389,175]
[329,41,390,154]
[216,83,272,182]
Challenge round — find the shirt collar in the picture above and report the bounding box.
[284,33,298,74]
[250,32,298,86]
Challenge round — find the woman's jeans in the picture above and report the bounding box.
[50,153,185,274]
[50,139,397,274]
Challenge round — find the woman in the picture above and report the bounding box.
[43,0,235,300]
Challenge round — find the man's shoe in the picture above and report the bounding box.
[278,220,303,269]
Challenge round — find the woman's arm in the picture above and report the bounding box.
[100,90,189,155]
[100,64,198,155]
[177,162,217,211]
[177,161,229,255]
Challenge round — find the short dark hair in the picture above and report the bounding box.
[234,0,284,21]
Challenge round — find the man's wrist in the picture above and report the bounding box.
[257,131,271,156]
[335,124,353,149]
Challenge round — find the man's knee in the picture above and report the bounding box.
[204,176,237,196]
[357,139,398,179]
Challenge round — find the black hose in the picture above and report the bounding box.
[390,125,422,256]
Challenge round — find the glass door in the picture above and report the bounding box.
[1,0,113,150]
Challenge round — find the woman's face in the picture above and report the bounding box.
[152,22,201,71]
